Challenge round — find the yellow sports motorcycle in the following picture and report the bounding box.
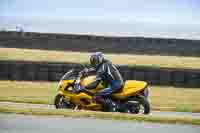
[54,69,150,114]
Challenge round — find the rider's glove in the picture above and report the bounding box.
[74,79,81,93]
[74,83,81,93]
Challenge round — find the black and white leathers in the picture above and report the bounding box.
[85,59,124,90]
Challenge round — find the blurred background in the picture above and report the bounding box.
[0,0,200,39]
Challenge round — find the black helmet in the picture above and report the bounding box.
[90,52,104,67]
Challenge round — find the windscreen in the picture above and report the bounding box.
[61,69,78,80]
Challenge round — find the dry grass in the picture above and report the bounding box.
[0,81,57,104]
[1,48,200,69]
[150,86,200,112]
[0,81,200,112]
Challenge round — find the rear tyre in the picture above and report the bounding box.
[54,94,74,109]
[127,96,150,114]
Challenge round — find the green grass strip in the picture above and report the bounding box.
[0,105,200,125]
[1,80,200,113]
[1,99,200,113]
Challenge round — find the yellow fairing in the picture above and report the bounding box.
[58,80,75,101]
[58,77,147,110]
[70,92,101,110]
[80,76,96,86]
[70,92,91,104]
[59,80,74,92]
[80,75,105,93]
[113,80,147,99]
[59,79,102,110]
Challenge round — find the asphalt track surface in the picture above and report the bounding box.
[0,113,200,133]
[0,102,200,119]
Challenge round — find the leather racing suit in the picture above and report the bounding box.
[83,59,124,97]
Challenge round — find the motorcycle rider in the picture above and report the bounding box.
[74,52,124,111]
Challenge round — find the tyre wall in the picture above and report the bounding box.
[0,61,200,87]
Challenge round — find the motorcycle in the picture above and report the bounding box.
[54,68,150,114]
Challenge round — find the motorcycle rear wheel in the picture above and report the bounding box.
[127,96,150,114]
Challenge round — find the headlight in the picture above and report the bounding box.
[67,86,73,91]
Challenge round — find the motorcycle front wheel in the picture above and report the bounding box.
[54,94,74,109]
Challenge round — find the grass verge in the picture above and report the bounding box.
[1,47,200,69]
[0,81,200,113]
[0,105,200,125]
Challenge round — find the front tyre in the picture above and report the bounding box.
[54,94,73,109]
[128,96,150,114]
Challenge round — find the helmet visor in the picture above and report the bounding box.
[90,56,98,67]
